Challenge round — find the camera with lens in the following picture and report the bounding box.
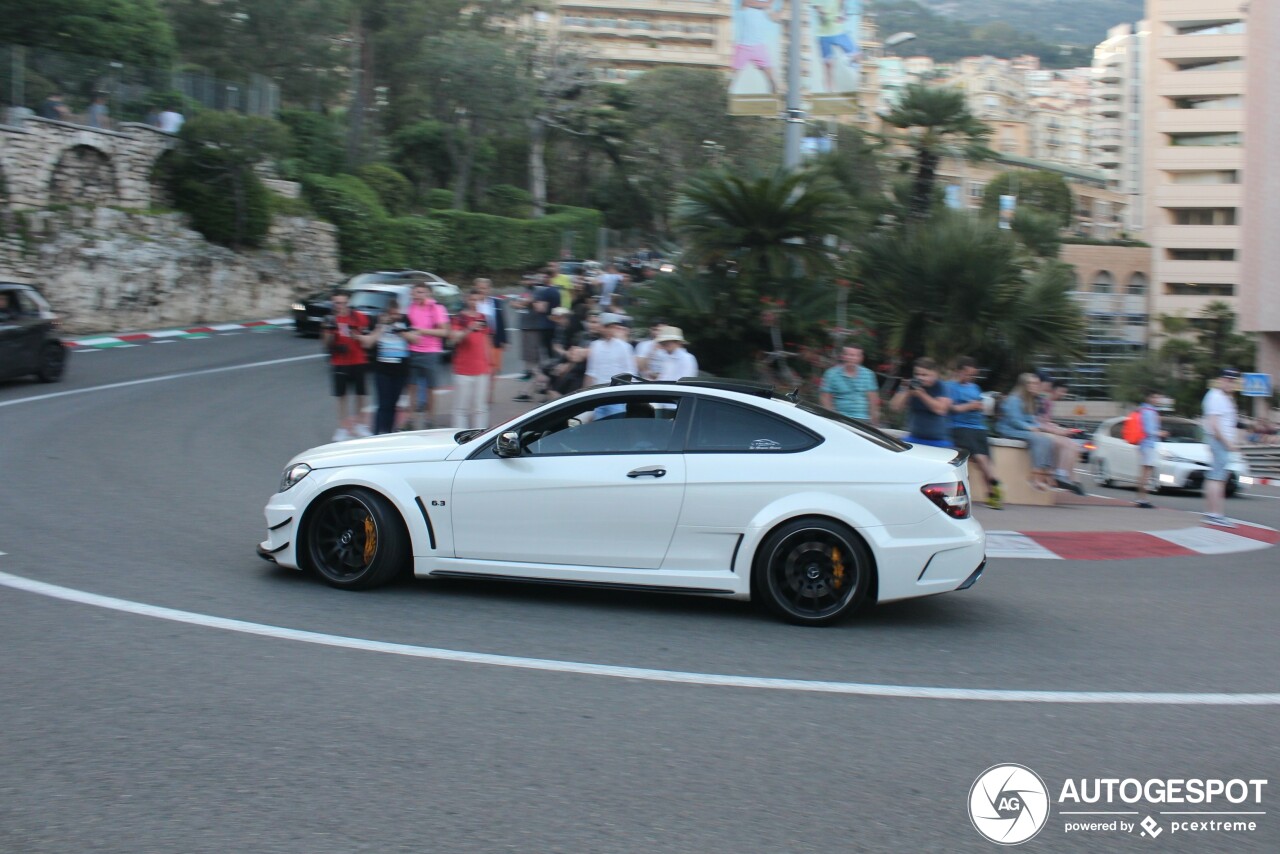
[908,378,923,390]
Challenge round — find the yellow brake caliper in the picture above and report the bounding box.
[363,516,377,565]
[831,546,844,589]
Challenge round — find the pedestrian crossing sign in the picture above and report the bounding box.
[1241,372,1272,397]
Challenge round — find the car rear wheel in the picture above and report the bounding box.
[304,487,408,589]
[1093,458,1113,488]
[36,342,66,383]
[753,519,871,626]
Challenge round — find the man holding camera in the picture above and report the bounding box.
[890,357,953,448]
[322,292,371,441]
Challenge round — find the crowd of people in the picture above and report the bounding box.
[817,351,1101,510]
[319,259,696,442]
[36,91,185,133]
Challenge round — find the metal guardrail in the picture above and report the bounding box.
[1241,446,1280,478]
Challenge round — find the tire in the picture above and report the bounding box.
[1094,458,1113,488]
[1226,477,1239,498]
[36,342,66,383]
[753,518,872,626]
[303,487,408,589]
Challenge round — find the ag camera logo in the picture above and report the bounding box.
[969,764,1051,845]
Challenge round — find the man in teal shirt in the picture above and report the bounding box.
[820,345,880,423]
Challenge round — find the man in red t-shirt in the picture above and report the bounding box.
[322,292,371,441]
[448,288,494,429]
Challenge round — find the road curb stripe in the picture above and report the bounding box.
[1,570,1278,705]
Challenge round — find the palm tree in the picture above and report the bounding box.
[856,213,1083,383]
[881,83,992,220]
[674,167,854,284]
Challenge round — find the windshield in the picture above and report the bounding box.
[348,290,395,314]
[1161,419,1205,444]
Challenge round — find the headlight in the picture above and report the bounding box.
[278,463,312,492]
[291,302,306,312]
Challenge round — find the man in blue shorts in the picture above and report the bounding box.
[946,356,1002,509]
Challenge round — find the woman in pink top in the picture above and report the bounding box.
[406,283,450,429]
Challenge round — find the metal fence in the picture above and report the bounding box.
[0,44,278,127]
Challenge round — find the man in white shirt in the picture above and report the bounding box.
[635,318,667,379]
[158,107,185,134]
[654,326,698,381]
[1201,368,1241,527]
[585,314,638,386]
[585,314,638,420]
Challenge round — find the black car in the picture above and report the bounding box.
[0,282,67,383]
[292,271,462,336]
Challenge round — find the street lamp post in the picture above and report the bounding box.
[782,0,804,170]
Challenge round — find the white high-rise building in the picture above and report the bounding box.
[1092,22,1148,234]
[1143,1,1246,322]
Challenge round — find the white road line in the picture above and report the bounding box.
[1,570,1276,705]
[0,354,326,409]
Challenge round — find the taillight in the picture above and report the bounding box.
[922,481,970,519]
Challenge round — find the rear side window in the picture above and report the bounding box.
[687,399,818,453]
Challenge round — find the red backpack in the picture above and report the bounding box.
[1122,409,1145,444]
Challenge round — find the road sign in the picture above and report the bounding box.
[1241,372,1272,397]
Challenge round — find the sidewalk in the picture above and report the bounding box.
[976,492,1279,560]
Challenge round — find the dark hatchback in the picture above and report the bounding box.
[0,282,67,383]
[292,271,462,336]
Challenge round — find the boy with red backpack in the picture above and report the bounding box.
[1130,389,1166,508]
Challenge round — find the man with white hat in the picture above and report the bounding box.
[653,326,698,382]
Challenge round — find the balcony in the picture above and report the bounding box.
[1149,224,1240,247]
[1152,183,1241,207]
[1154,70,1245,98]
[1154,108,1245,133]
[1158,33,1246,60]
[1151,146,1245,171]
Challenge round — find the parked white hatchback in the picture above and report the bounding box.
[260,378,986,625]
[1091,415,1251,496]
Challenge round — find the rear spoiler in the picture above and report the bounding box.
[950,449,970,468]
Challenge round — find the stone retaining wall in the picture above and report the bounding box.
[0,207,340,334]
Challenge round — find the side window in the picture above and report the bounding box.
[1109,421,1126,440]
[687,399,818,453]
[519,394,681,456]
[11,291,40,318]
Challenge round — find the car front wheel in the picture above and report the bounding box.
[753,519,871,626]
[36,342,66,382]
[304,487,408,589]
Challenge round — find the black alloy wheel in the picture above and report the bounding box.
[1094,458,1113,488]
[304,487,408,589]
[36,342,66,383]
[754,519,871,626]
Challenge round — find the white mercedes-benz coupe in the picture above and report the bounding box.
[260,377,986,625]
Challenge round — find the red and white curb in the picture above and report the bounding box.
[66,318,293,350]
[986,520,1279,560]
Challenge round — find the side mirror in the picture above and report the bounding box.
[495,430,522,458]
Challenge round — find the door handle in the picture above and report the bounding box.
[627,466,666,479]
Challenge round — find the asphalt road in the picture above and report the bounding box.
[2,328,1278,853]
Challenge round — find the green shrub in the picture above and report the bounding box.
[356,164,415,216]
[302,173,397,271]
[303,171,602,275]
[425,188,455,210]
[279,109,345,178]
[167,148,271,248]
[481,184,532,218]
[386,217,448,271]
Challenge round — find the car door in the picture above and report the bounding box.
[449,392,688,569]
[1104,419,1137,483]
[675,396,823,538]
[1,289,44,377]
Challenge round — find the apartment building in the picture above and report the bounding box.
[552,0,731,81]
[1240,0,1280,382]
[1091,22,1148,234]
[1142,1,1246,324]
